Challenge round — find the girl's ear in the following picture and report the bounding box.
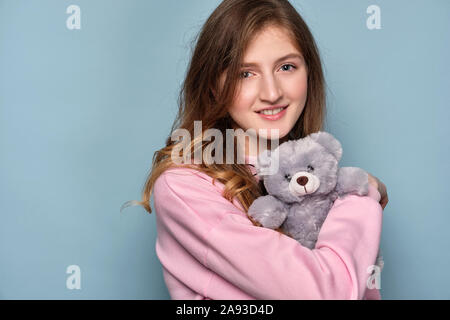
[211,87,218,100]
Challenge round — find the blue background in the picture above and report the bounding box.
[1,0,449,299]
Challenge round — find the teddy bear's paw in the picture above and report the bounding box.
[299,239,316,250]
[336,167,369,197]
[248,195,288,229]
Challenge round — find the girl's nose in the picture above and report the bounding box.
[259,74,282,102]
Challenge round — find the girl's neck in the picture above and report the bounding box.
[234,130,289,159]
[230,120,289,159]
[242,135,289,157]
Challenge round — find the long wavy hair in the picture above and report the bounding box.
[122,0,327,235]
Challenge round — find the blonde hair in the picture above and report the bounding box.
[122,0,327,235]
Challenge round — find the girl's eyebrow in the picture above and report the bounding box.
[240,53,302,67]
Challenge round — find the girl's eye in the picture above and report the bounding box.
[280,64,296,72]
[240,64,296,79]
[307,165,314,171]
[284,174,291,181]
[240,71,252,79]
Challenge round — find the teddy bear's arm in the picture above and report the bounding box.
[336,167,369,197]
[248,195,289,230]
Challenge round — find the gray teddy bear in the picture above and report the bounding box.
[248,131,383,270]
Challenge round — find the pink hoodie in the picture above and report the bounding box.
[152,154,383,300]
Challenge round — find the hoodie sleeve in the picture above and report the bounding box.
[153,167,383,300]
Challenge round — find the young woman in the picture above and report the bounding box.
[133,0,388,299]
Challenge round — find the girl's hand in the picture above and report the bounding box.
[367,173,389,209]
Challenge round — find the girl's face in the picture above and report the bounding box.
[222,25,308,141]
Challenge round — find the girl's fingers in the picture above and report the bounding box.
[367,172,389,209]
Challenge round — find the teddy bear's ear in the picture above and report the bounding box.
[256,149,279,176]
[309,131,343,161]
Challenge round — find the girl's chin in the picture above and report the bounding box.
[255,129,288,140]
[237,121,290,140]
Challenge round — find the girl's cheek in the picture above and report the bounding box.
[286,73,308,96]
[234,84,258,109]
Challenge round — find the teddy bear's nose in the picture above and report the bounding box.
[297,176,309,186]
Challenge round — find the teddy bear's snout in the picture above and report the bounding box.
[289,171,320,196]
[296,176,309,186]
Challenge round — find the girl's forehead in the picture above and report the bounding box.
[242,27,302,61]
[247,26,295,48]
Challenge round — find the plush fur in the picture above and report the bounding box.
[248,131,383,269]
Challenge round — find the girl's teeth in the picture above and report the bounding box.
[260,107,284,115]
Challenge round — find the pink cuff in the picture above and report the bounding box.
[367,184,381,203]
[364,288,382,300]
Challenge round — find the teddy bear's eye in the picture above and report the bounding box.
[307,165,314,171]
[284,174,291,181]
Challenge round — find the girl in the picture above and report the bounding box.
[131,0,388,299]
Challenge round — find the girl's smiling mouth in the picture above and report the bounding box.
[256,105,288,120]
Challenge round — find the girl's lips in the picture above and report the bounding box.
[256,105,288,121]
